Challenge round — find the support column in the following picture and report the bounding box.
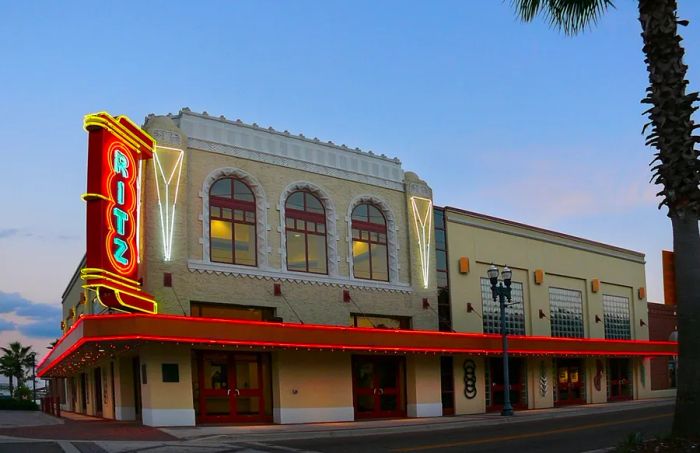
[114,356,136,421]
[527,358,554,409]
[452,355,485,415]
[405,355,442,417]
[139,344,195,427]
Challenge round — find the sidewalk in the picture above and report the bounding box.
[0,410,174,441]
[163,397,674,442]
[0,398,674,444]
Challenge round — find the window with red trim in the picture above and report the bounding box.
[351,203,388,281]
[209,178,257,266]
[285,191,327,274]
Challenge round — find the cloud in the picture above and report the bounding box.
[0,319,15,332]
[18,322,60,340]
[0,228,21,239]
[470,155,657,225]
[0,291,61,339]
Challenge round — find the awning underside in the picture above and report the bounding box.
[37,314,678,378]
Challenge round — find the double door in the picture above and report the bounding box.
[487,358,527,411]
[556,359,585,406]
[197,352,270,423]
[608,359,632,401]
[352,356,405,419]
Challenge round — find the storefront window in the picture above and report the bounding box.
[210,178,256,266]
[480,278,525,335]
[351,203,388,281]
[549,287,584,338]
[602,294,631,340]
[285,191,327,274]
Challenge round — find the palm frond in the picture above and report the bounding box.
[511,0,616,35]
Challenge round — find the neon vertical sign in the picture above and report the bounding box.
[81,112,157,314]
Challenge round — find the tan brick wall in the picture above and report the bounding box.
[139,118,438,330]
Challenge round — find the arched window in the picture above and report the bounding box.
[209,178,256,266]
[351,203,388,281]
[285,191,327,274]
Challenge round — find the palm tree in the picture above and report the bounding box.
[0,355,16,397]
[511,0,700,438]
[0,342,35,398]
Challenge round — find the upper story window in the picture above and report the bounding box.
[285,191,327,274]
[549,287,584,338]
[209,178,256,266]
[603,294,631,340]
[351,203,388,281]
[480,278,525,335]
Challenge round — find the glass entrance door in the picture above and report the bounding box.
[352,356,405,419]
[486,357,527,411]
[555,359,585,406]
[608,359,632,401]
[197,352,270,423]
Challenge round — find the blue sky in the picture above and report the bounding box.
[1,1,699,352]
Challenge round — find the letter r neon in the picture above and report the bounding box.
[114,150,129,178]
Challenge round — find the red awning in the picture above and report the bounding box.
[37,314,678,378]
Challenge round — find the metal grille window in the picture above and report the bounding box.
[603,294,631,340]
[549,287,584,338]
[480,278,525,335]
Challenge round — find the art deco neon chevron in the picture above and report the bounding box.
[153,145,184,261]
[411,196,433,289]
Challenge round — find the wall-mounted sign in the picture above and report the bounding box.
[81,112,157,314]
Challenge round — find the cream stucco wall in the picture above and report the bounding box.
[138,344,195,426]
[445,209,649,341]
[405,355,442,417]
[272,350,354,423]
[452,355,486,415]
[527,358,554,409]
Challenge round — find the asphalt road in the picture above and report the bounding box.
[271,405,673,453]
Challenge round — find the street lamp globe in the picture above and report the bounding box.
[502,266,512,286]
[488,264,499,284]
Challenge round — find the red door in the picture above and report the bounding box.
[197,352,270,423]
[608,359,632,401]
[555,360,585,406]
[352,356,405,419]
[486,358,527,412]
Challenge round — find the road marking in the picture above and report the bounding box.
[391,412,673,452]
[58,441,81,453]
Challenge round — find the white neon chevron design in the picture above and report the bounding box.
[153,145,184,261]
[410,196,433,289]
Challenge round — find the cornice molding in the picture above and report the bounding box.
[186,137,405,191]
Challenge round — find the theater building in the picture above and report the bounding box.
[38,110,676,426]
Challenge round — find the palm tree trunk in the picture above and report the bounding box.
[671,214,700,437]
[639,0,700,437]
[8,375,13,399]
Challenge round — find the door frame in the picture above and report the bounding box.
[351,355,406,419]
[196,351,271,424]
[486,357,528,412]
[555,359,586,406]
[607,358,633,402]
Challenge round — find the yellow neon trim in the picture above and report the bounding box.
[90,287,131,313]
[82,275,142,292]
[80,267,140,286]
[81,192,110,202]
[87,283,158,314]
[410,196,433,289]
[83,112,156,153]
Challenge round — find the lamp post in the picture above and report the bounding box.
[488,264,515,416]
